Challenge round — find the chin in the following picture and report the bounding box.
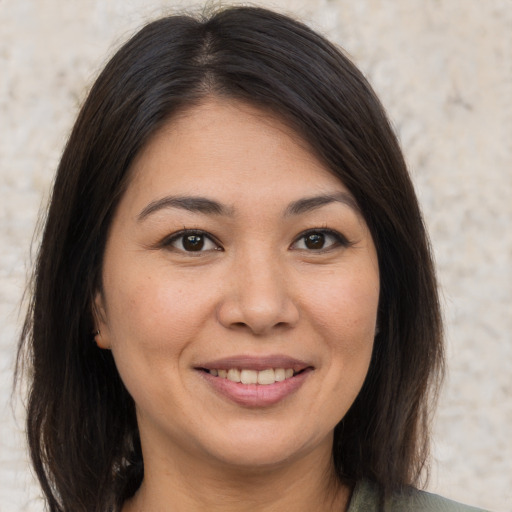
[198,422,329,470]
[211,444,303,470]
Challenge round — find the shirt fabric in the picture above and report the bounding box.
[348,479,490,512]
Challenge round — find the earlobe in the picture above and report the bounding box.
[93,329,109,349]
[92,291,112,350]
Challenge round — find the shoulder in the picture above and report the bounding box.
[348,479,491,512]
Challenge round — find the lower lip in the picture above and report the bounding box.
[198,369,311,408]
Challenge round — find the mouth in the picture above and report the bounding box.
[195,356,313,407]
[198,367,307,385]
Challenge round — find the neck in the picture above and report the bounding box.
[123,437,351,512]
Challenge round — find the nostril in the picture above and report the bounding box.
[216,292,299,334]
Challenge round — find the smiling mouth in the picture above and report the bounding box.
[199,367,308,385]
[196,358,313,406]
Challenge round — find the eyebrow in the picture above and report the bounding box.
[137,195,232,221]
[284,192,359,216]
[137,192,359,221]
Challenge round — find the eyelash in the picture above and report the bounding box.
[160,229,222,253]
[159,228,352,254]
[290,228,352,252]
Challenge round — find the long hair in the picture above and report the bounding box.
[17,6,444,511]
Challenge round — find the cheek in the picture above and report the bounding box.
[303,265,379,398]
[102,269,213,417]
[103,265,212,371]
[306,266,379,341]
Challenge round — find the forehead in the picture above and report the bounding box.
[128,99,350,199]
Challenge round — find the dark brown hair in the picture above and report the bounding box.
[18,5,444,511]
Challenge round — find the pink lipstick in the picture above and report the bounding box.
[195,355,313,407]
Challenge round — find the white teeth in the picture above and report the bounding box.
[240,369,258,384]
[208,368,297,385]
[274,368,286,382]
[227,368,241,383]
[257,369,275,385]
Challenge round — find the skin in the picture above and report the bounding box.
[95,99,380,511]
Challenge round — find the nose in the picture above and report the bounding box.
[216,252,300,335]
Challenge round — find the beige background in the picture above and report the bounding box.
[1,1,511,511]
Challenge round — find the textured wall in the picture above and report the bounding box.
[1,1,510,511]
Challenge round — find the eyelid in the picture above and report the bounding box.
[157,227,351,253]
[160,229,223,253]
[290,228,352,251]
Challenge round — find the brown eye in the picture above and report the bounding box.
[304,233,325,249]
[182,234,205,251]
[291,229,348,251]
[164,230,220,253]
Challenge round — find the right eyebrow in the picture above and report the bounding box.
[137,195,233,221]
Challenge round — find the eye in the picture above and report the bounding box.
[162,230,221,253]
[291,229,349,251]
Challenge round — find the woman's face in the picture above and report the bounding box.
[95,99,380,471]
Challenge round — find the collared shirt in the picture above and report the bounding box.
[348,479,490,512]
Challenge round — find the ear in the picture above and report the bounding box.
[92,290,112,350]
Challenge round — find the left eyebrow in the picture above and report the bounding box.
[284,193,359,216]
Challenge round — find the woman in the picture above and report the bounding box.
[17,5,488,512]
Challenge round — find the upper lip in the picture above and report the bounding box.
[195,355,312,372]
